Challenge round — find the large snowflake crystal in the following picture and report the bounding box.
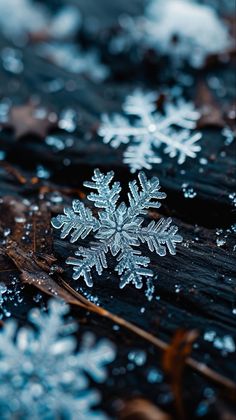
[99,90,201,172]
[52,170,182,290]
[0,299,115,419]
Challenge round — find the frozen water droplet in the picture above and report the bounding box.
[145,278,155,301]
[36,165,51,179]
[3,228,11,237]
[59,108,77,132]
[128,350,146,366]
[182,183,197,198]
[222,127,234,146]
[229,192,236,207]
[147,368,163,383]
[14,217,26,223]
[0,150,6,160]
[1,47,23,74]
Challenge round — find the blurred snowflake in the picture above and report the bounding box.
[99,90,201,172]
[52,170,182,290]
[144,0,231,67]
[0,1,80,42]
[0,299,115,419]
[38,43,109,83]
[111,0,231,68]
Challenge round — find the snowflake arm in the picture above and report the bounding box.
[67,242,108,287]
[123,89,157,127]
[116,247,153,289]
[158,100,200,130]
[155,130,202,164]
[78,333,115,382]
[51,200,100,242]
[84,168,121,213]
[124,139,162,173]
[138,217,183,256]
[98,114,137,148]
[128,171,166,218]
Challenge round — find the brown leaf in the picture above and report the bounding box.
[195,82,225,128]
[6,101,58,140]
[119,398,171,420]
[162,329,199,420]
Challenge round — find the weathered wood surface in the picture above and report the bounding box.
[0,1,235,419]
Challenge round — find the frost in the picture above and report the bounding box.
[52,169,182,290]
[99,90,201,172]
[0,299,115,419]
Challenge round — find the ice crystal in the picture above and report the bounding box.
[52,170,182,289]
[99,90,201,172]
[0,299,115,419]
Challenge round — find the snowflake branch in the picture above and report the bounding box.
[51,200,100,242]
[84,168,121,213]
[154,130,202,164]
[99,114,148,148]
[116,246,152,289]
[128,171,166,218]
[67,242,108,287]
[123,89,157,127]
[138,217,183,256]
[124,138,162,173]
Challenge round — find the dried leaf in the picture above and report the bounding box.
[162,329,199,419]
[196,82,225,128]
[6,101,58,140]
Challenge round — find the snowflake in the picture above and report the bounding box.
[144,0,231,67]
[0,299,115,419]
[52,170,182,290]
[37,43,109,83]
[98,90,201,172]
[112,0,231,68]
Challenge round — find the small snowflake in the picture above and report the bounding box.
[52,169,182,290]
[0,299,115,419]
[99,90,201,172]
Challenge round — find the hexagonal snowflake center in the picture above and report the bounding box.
[112,213,125,232]
[148,123,157,133]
